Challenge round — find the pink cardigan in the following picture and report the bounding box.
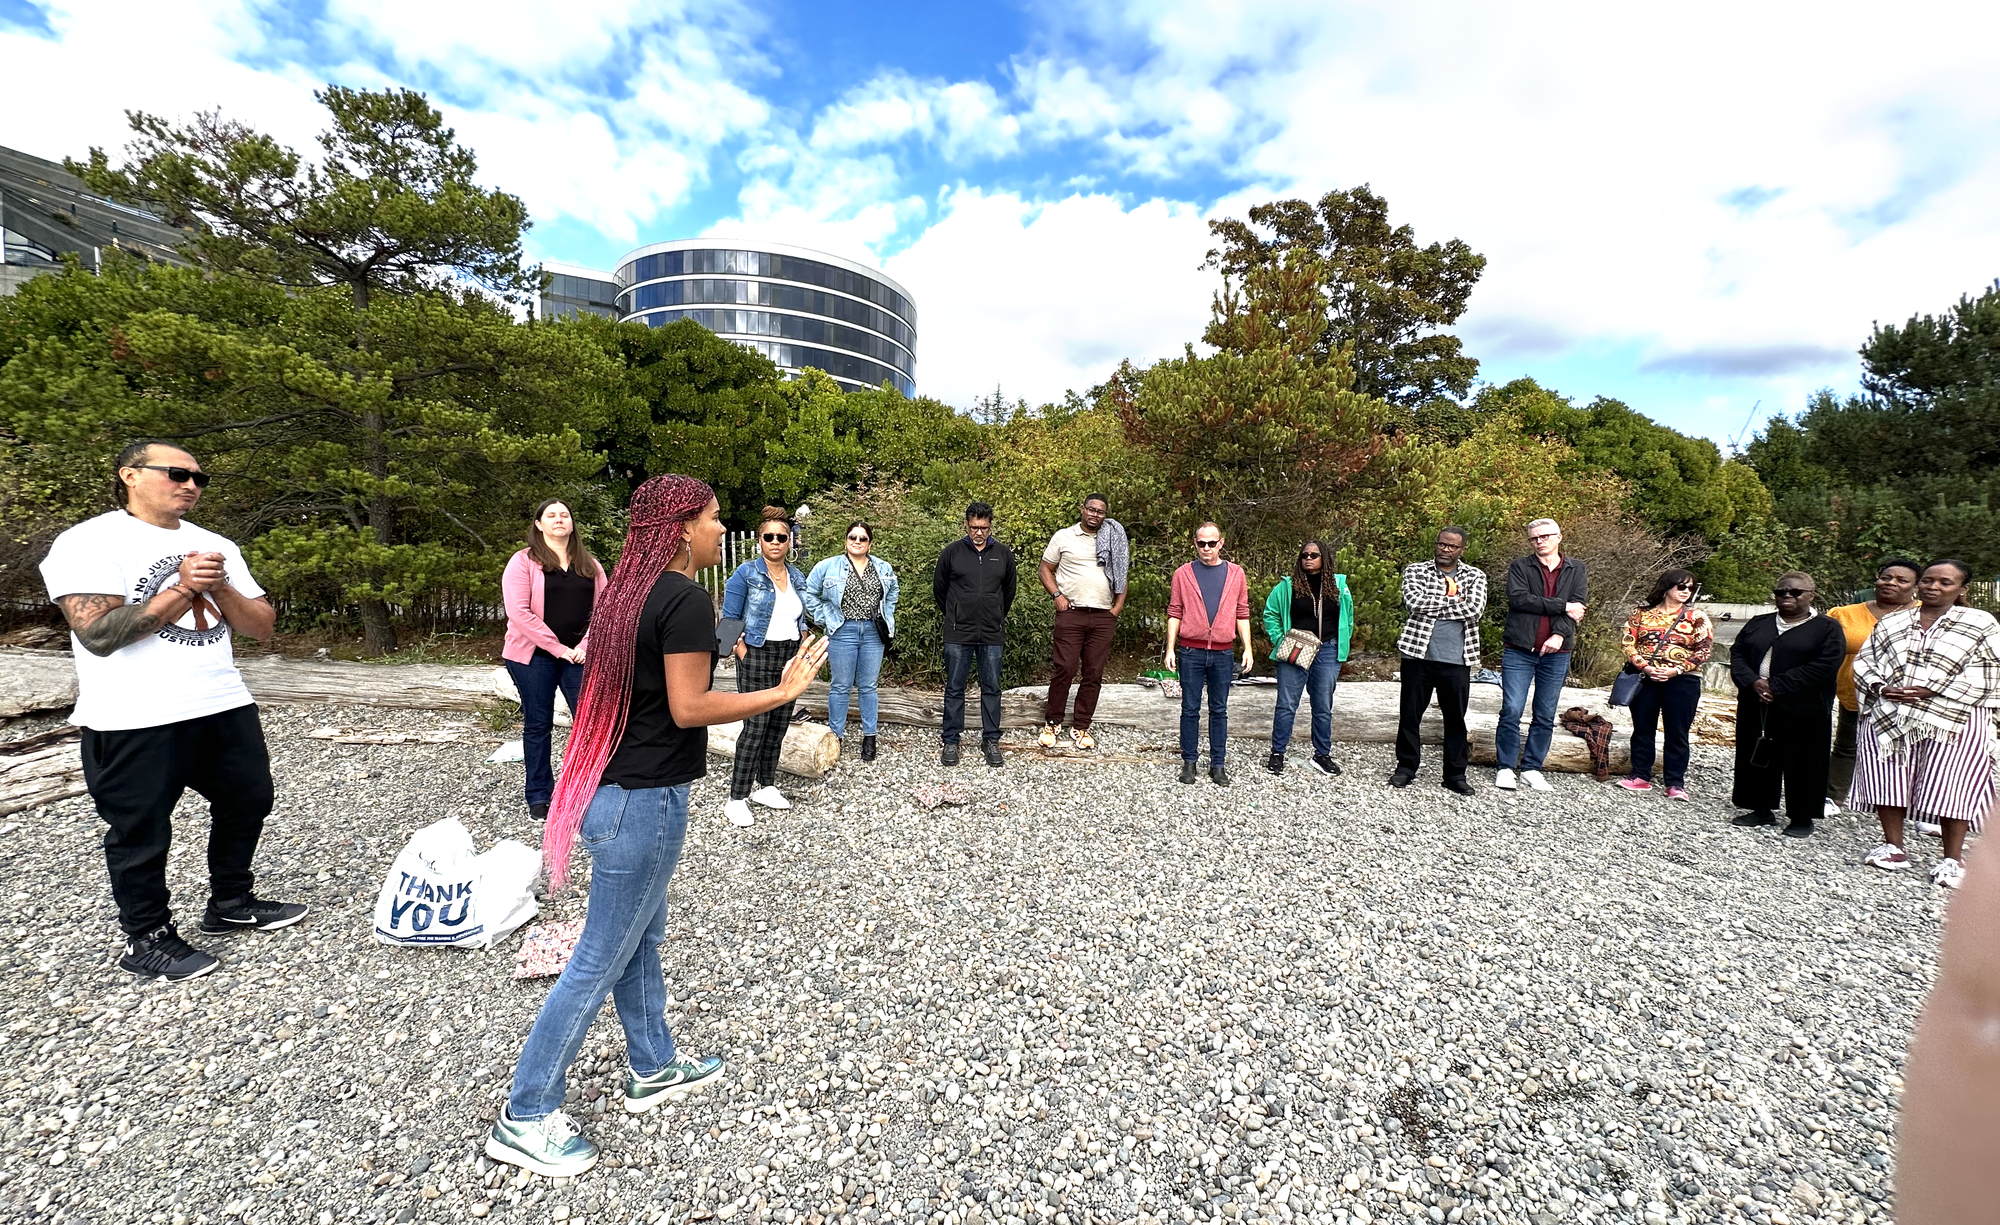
[1166,561,1250,650]
[501,548,609,665]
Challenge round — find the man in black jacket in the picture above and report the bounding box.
[1495,518,1589,791]
[1728,571,1846,836]
[933,502,1017,766]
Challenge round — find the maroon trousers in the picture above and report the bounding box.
[1045,607,1118,728]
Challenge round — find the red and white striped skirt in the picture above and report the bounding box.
[1850,715,1996,828]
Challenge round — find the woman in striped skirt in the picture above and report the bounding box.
[1852,559,2000,889]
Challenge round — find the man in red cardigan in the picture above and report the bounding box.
[1164,522,1253,786]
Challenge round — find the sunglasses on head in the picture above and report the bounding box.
[761,532,789,543]
[130,464,211,488]
[1773,587,1811,598]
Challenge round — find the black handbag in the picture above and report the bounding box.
[873,614,895,655]
[1608,666,1645,707]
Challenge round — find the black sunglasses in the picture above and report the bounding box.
[846,533,870,542]
[761,532,790,543]
[129,464,211,488]
[1195,540,1222,548]
[1772,587,1811,598]
[1300,551,1322,559]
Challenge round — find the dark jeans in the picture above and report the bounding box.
[506,650,585,806]
[1731,695,1833,824]
[79,704,274,936]
[1496,646,1572,770]
[1828,706,1858,800]
[1627,672,1702,788]
[1178,646,1236,763]
[942,642,1004,745]
[1396,656,1471,782]
[1045,607,1117,729]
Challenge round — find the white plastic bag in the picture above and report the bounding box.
[371,817,540,949]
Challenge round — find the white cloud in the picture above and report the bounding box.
[810,74,1020,163]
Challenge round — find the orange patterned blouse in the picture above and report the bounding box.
[1620,605,1715,674]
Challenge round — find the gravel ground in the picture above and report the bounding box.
[0,705,1957,1225]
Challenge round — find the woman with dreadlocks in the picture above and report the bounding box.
[486,476,828,1179]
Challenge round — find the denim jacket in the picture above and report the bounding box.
[722,559,808,647]
[802,554,900,636]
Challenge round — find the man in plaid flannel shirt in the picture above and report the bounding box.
[1392,527,1488,794]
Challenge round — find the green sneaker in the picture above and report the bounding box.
[623,1054,724,1114]
[485,1107,599,1178]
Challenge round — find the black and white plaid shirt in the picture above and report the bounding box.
[1396,561,1489,660]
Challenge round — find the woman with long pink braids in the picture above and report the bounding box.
[486,476,827,1179]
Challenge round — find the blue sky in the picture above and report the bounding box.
[6,0,1998,448]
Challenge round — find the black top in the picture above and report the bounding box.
[1290,573,1336,639]
[1502,555,1589,654]
[602,572,715,790]
[1728,613,1846,709]
[542,566,596,648]
[931,537,1018,645]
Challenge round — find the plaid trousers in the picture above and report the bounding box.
[732,639,798,798]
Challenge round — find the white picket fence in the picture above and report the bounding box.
[694,529,810,607]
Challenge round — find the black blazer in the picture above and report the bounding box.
[1502,555,1589,653]
[1728,613,1845,708]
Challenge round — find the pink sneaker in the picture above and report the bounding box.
[1665,786,1690,802]
[1614,777,1653,791]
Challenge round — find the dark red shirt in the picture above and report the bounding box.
[1535,556,1567,653]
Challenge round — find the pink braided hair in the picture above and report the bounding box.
[541,474,716,886]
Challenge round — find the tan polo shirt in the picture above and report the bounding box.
[1042,524,1113,610]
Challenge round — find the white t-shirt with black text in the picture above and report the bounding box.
[40,511,266,731]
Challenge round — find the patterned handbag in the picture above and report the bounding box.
[1272,627,1321,669]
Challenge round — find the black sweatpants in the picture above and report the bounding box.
[1396,655,1471,783]
[79,704,274,936]
[1730,696,1832,825]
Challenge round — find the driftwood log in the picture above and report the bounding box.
[0,727,85,816]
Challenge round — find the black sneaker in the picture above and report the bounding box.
[941,742,961,766]
[1179,760,1198,785]
[199,895,309,935]
[1266,753,1285,775]
[1210,766,1231,787]
[1388,770,1415,788]
[528,802,549,822]
[1443,778,1475,796]
[982,741,1004,768]
[1782,819,1814,839]
[1310,755,1342,776]
[1730,810,1778,827]
[120,925,218,981]
[860,736,877,762]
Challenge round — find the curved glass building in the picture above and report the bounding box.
[614,240,916,396]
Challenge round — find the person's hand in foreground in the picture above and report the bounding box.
[1898,797,2000,1223]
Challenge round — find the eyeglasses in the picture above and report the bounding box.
[761,532,790,543]
[128,464,211,488]
[846,534,870,543]
[1772,587,1811,598]
[1528,532,1558,543]
[1195,540,1222,549]
[966,524,991,533]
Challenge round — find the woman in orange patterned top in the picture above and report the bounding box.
[1615,569,1714,799]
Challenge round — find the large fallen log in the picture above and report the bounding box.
[0,727,85,816]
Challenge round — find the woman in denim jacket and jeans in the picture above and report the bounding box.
[719,507,808,827]
[802,520,900,763]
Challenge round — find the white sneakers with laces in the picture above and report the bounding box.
[748,786,791,810]
[1930,858,1966,889]
[724,799,755,827]
[1863,843,1910,871]
[1822,798,1842,819]
[1494,768,1517,791]
[1520,769,1553,792]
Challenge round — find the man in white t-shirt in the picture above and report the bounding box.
[41,441,303,982]
[1037,493,1128,751]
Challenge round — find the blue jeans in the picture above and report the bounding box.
[1271,652,1341,758]
[1496,646,1572,771]
[827,620,886,736]
[1178,646,1236,763]
[505,651,584,806]
[941,643,1003,744]
[508,784,688,1120]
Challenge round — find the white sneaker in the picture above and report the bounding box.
[1823,798,1842,819]
[724,799,755,827]
[1915,820,1943,837]
[1494,768,1518,791]
[1520,769,1553,792]
[747,786,791,810]
[1931,858,1966,889]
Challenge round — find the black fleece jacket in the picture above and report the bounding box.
[932,536,1017,646]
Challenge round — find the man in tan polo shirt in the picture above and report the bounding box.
[1038,493,1127,750]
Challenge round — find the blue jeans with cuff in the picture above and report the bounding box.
[1495,645,1572,771]
[1178,646,1237,764]
[941,642,1004,745]
[1271,651,1342,759]
[508,783,688,1120]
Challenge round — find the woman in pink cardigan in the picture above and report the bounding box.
[503,499,608,820]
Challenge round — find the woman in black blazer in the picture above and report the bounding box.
[1729,571,1848,836]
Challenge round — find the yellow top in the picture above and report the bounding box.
[1827,603,1882,711]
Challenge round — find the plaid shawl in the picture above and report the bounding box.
[1852,605,2000,759]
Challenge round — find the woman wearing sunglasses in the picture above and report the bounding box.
[1726,572,1845,838]
[502,499,608,821]
[718,507,809,827]
[802,521,900,763]
[1613,570,1713,800]
[1260,539,1352,776]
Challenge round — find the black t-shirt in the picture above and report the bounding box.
[601,571,715,790]
[541,566,596,648]
[1289,574,1338,639]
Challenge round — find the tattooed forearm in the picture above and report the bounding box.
[57,590,190,657]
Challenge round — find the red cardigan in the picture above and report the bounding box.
[1166,561,1250,650]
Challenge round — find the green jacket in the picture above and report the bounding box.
[1263,574,1353,663]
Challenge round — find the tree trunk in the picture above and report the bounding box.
[359,599,398,657]
[351,278,398,657]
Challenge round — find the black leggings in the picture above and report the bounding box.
[1627,673,1701,788]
